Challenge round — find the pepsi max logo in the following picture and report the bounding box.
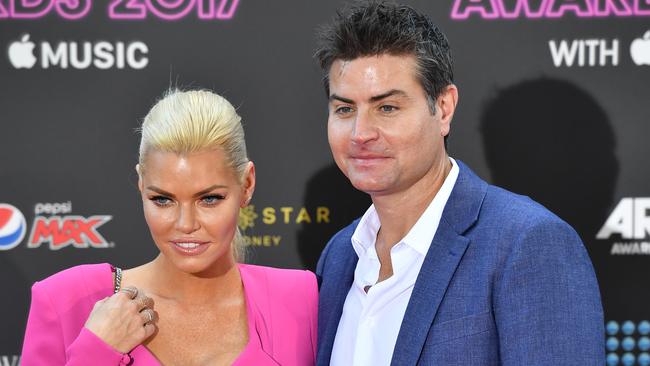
[0,203,27,250]
[27,215,113,250]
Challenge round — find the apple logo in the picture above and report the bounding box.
[7,34,37,69]
[631,30,650,66]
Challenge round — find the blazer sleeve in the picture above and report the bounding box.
[316,231,337,289]
[21,281,132,366]
[493,218,605,365]
[304,270,319,363]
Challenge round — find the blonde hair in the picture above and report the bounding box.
[138,89,248,262]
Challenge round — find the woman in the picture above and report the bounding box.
[21,89,318,365]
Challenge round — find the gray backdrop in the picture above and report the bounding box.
[1,1,648,364]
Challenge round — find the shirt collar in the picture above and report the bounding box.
[402,157,459,255]
[351,204,380,257]
[350,157,460,257]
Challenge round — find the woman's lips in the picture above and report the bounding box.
[170,241,210,256]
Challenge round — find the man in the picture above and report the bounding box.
[314,2,604,365]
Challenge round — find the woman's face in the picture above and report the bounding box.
[138,149,254,275]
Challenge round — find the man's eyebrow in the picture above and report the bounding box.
[146,184,227,198]
[329,90,408,104]
[329,94,354,104]
[369,89,408,102]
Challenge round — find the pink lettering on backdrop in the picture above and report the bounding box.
[451,0,499,19]
[0,0,240,19]
[109,0,146,19]
[109,0,239,20]
[215,0,237,19]
[594,0,632,16]
[0,0,8,18]
[146,0,194,21]
[546,0,593,18]
[11,0,53,19]
[55,0,91,20]
[636,0,650,15]
[450,0,648,18]
[496,0,549,18]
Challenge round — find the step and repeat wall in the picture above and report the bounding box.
[1,0,648,364]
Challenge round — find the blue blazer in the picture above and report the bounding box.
[316,160,604,365]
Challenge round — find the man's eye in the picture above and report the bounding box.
[150,196,172,206]
[380,105,398,113]
[202,195,225,205]
[335,106,353,115]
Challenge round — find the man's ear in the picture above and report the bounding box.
[241,161,256,207]
[438,84,459,137]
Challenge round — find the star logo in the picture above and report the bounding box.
[238,205,258,231]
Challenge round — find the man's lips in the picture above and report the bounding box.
[349,155,389,164]
[349,153,389,159]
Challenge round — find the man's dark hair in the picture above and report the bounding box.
[314,1,454,114]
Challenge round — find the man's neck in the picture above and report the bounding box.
[372,156,452,252]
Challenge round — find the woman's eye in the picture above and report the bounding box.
[150,196,172,206]
[202,195,225,205]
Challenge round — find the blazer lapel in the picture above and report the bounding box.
[391,160,487,366]
[390,221,469,365]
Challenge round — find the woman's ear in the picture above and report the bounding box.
[136,164,143,193]
[241,161,256,207]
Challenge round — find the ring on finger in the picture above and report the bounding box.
[136,296,152,310]
[120,286,138,299]
[141,309,155,324]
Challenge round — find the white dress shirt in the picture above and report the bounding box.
[330,158,459,366]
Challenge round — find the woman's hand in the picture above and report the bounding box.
[84,287,157,353]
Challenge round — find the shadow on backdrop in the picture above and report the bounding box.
[479,77,618,251]
[297,164,370,271]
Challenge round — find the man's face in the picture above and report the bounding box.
[327,54,455,197]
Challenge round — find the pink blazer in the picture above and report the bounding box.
[21,263,318,365]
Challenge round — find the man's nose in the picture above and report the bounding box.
[351,110,379,145]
